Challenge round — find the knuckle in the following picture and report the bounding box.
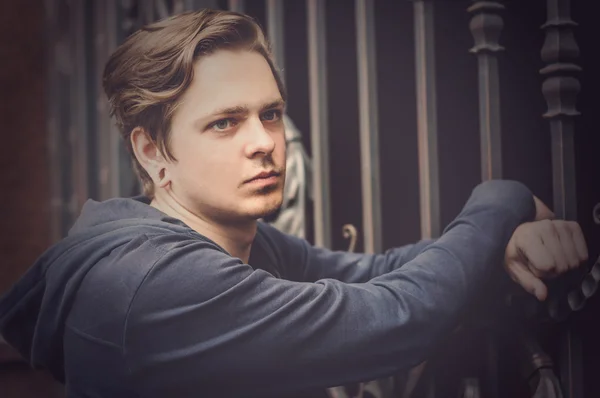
[538,259,555,271]
[522,225,539,240]
[568,221,583,235]
[538,220,557,237]
[568,255,579,267]
[566,220,579,229]
[548,220,561,236]
[552,219,566,230]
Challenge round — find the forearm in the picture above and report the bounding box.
[127,180,536,397]
[297,238,437,283]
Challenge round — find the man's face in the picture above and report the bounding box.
[165,49,286,224]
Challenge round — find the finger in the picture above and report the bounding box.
[518,226,557,278]
[554,221,583,270]
[539,220,569,275]
[568,221,589,262]
[506,260,548,301]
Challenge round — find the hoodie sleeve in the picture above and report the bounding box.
[256,221,436,283]
[124,180,535,398]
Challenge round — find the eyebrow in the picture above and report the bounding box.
[208,98,286,118]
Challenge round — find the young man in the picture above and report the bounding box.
[0,9,588,398]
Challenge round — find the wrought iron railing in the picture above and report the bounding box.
[43,1,594,397]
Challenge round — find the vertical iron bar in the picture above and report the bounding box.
[468,1,504,181]
[70,0,90,214]
[227,0,244,13]
[541,0,580,220]
[183,0,219,11]
[413,0,441,240]
[141,0,156,24]
[48,0,79,237]
[183,0,197,11]
[550,119,577,220]
[541,0,582,397]
[468,3,505,398]
[412,3,440,393]
[307,0,332,248]
[94,0,121,200]
[355,0,382,254]
[155,0,170,19]
[45,0,64,241]
[266,0,285,85]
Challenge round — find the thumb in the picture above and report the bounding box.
[506,260,548,301]
[533,195,555,221]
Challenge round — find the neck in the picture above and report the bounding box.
[150,192,256,263]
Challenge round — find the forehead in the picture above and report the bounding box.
[181,49,281,113]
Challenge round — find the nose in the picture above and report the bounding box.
[244,116,276,158]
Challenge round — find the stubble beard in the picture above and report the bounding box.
[250,168,286,220]
[254,181,284,219]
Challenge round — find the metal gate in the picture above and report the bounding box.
[43,0,597,397]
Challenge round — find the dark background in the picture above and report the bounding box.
[1,0,598,397]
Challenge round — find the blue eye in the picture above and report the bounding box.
[261,109,282,122]
[210,118,237,131]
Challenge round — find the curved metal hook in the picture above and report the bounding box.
[342,224,358,253]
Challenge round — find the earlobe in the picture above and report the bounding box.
[131,127,169,187]
[157,167,170,188]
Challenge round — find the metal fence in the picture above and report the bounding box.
[43,0,588,397]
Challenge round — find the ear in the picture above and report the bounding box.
[130,127,171,188]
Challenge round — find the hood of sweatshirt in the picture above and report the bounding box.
[0,196,195,382]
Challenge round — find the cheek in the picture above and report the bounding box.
[274,133,287,161]
[173,140,240,188]
[169,139,214,180]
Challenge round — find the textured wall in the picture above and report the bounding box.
[0,2,62,395]
[0,1,51,295]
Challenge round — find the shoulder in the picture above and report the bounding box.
[66,230,229,345]
[132,233,251,302]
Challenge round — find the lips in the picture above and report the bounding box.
[245,170,280,183]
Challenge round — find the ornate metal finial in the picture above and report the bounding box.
[467,0,505,181]
[468,1,505,54]
[540,0,581,119]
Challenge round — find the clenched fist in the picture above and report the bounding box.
[504,218,589,301]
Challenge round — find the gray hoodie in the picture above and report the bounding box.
[0,179,535,397]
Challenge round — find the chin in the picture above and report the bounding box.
[246,190,284,220]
